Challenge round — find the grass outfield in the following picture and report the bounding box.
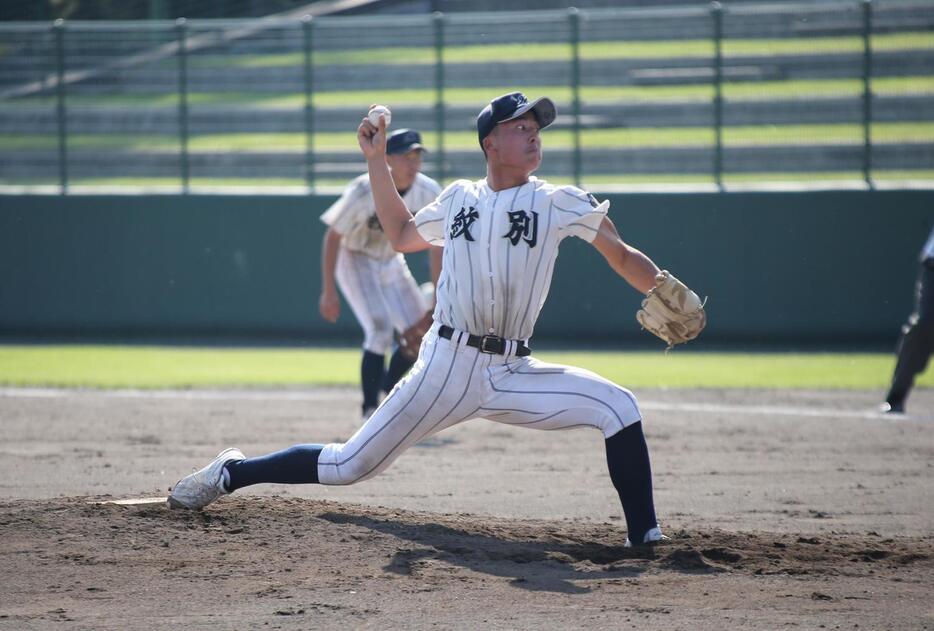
[4,122,933,153]
[6,77,932,110]
[190,32,934,67]
[0,345,929,390]
[5,171,933,190]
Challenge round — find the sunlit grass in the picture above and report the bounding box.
[5,76,932,111]
[4,170,933,190]
[5,121,932,153]
[190,32,934,67]
[0,345,927,390]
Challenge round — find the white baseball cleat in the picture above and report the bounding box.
[878,401,905,415]
[624,526,670,548]
[167,447,244,510]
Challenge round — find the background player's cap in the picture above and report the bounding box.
[476,92,557,147]
[387,129,426,155]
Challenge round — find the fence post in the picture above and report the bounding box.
[53,19,68,194]
[176,18,190,193]
[302,15,315,193]
[861,0,873,189]
[433,12,445,183]
[711,2,723,192]
[569,7,582,188]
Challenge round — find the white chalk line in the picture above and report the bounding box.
[0,387,347,402]
[1,386,929,422]
[639,401,931,422]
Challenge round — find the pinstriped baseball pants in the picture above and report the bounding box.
[335,248,427,355]
[318,323,643,486]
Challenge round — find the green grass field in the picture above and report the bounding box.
[4,122,933,153]
[0,345,929,390]
[6,76,932,110]
[188,32,934,68]
[4,170,933,190]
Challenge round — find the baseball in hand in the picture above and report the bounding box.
[367,105,391,127]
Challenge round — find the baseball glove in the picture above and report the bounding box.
[636,270,707,350]
[398,311,433,361]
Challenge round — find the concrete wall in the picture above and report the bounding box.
[1,190,931,348]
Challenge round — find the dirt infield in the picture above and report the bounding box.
[1,386,932,629]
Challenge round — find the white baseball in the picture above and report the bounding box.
[367,105,391,127]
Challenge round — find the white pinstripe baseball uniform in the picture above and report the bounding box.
[322,172,441,354]
[168,92,663,547]
[317,176,642,485]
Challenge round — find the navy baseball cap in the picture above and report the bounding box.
[477,92,557,147]
[387,129,425,155]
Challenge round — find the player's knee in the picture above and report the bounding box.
[904,313,934,338]
[366,325,394,353]
[364,335,393,356]
[334,452,384,485]
[318,443,374,486]
[601,387,642,437]
[325,442,386,485]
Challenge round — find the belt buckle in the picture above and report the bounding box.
[479,335,503,354]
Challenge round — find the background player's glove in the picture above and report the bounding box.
[399,312,433,361]
[636,270,707,350]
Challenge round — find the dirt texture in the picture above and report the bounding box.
[1,386,932,630]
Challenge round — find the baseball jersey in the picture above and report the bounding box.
[414,176,608,341]
[921,226,934,262]
[322,172,441,260]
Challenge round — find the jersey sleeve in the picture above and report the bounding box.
[552,185,609,243]
[413,180,462,246]
[320,177,368,235]
[421,174,443,198]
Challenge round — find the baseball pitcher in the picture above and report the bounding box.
[169,92,707,548]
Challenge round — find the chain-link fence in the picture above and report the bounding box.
[1,1,932,193]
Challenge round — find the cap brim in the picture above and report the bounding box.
[387,143,427,155]
[502,96,557,130]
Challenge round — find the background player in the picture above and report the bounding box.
[319,128,442,421]
[881,225,934,414]
[169,92,707,548]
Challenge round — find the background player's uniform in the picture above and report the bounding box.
[322,171,441,416]
[322,173,439,355]
[883,226,934,413]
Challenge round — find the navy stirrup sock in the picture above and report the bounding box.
[361,350,386,411]
[224,444,323,492]
[605,421,658,544]
[384,347,415,392]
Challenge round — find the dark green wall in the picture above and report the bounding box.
[1,191,931,348]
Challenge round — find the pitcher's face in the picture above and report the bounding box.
[485,112,542,173]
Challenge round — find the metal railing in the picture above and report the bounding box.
[1,0,933,193]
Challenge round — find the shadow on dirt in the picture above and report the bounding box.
[319,511,675,593]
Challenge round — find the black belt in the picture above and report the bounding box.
[438,325,531,357]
